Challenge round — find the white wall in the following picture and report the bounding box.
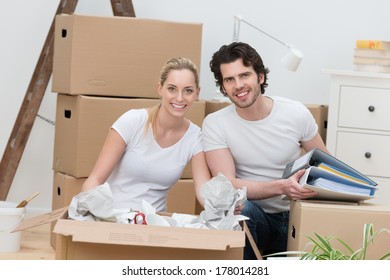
[1,0,389,214]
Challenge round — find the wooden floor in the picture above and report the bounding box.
[0,223,55,260]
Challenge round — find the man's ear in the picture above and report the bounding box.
[258,73,265,84]
[220,86,228,96]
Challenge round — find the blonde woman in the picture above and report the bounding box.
[81,57,211,212]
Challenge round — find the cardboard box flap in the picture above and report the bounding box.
[53,218,244,251]
[13,207,68,232]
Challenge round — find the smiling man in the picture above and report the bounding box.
[202,42,328,259]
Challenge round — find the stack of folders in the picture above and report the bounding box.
[283,148,378,202]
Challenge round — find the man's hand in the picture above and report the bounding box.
[284,169,317,200]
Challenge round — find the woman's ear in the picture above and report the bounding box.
[196,87,201,100]
[157,83,163,97]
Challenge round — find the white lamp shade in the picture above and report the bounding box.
[281,47,303,71]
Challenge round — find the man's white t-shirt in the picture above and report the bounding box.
[107,109,203,212]
[202,96,318,213]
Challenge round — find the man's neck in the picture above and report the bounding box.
[235,95,273,121]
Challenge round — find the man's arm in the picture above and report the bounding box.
[301,133,329,154]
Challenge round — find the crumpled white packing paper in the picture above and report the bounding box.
[68,174,248,231]
[198,172,248,230]
[68,182,117,222]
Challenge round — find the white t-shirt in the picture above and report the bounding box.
[202,96,318,213]
[107,109,203,212]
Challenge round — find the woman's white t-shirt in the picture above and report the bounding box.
[107,109,203,212]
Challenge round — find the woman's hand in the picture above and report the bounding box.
[234,203,245,215]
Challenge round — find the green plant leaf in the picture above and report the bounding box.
[263,251,305,258]
[335,237,354,254]
[379,251,390,260]
[307,233,333,254]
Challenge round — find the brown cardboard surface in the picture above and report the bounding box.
[15,208,246,260]
[288,200,390,259]
[55,238,243,260]
[53,95,205,178]
[52,14,202,98]
[305,104,328,144]
[54,218,243,250]
[51,172,86,248]
[52,172,86,211]
[167,179,202,215]
[54,217,244,260]
[13,207,68,232]
[205,100,232,116]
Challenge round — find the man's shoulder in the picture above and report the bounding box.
[272,95,300,104]
[272,96,306,110]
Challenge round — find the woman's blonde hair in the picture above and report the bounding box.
[146,57,199,136]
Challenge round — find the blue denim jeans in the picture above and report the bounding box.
[241,200,289,260]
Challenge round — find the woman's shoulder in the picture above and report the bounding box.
[113,108,148,129]
[187,120,202,133]
[119,108,148,120]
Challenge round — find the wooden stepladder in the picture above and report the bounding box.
[0,0,136,200]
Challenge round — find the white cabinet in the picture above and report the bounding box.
[324,69,390,204]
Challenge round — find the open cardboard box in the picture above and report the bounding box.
[15,207,261,260]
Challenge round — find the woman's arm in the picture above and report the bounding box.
[191,151,211,208]
[81,128,126,192]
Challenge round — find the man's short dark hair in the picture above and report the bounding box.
[210,42,269,95]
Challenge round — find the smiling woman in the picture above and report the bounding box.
[80,57,211,214]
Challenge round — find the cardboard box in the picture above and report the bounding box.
[16,208,246,260]
[305,104,328,144]
[205,100,232,116]
[167,179,203,215]
[288,200,390,259]
[51,172,86,248]
[51,174,204,248]
[52,14,202,98]
[52,172,86,211]
[53,94,205,178]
